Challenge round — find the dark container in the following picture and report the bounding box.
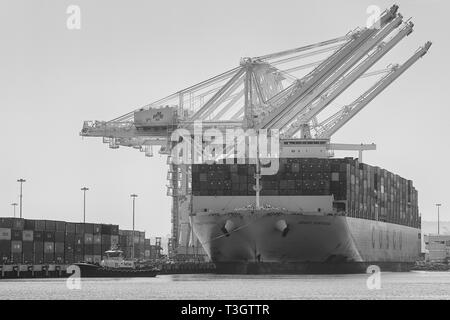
[65,232,75,243]
[84,244,94,255]
[94,244,102,255]
[35,220,46,231]
[0,218,24,230]
[44,231,55,242]
[0,218,13,228]
[44,220,56,231]
[74,245,83,255]
[111,225,119,236]
[54,231,65,242]
[34,231,44,242]
[55,242,64,253]
[75,223,85,234]
[11,253,22,264]
[84,223,94,234]
[101,234,112,245]
[43,253,55,264]
[12,218,25,230]
[24,219,36,230]
[34,242,44,264]
[0,240,11,263]
[23,241,33,263]
[55,221,66,232]
[93,224,102,234]
[11,229,23,241]
[65,222,76,234]
[101,224,112,235]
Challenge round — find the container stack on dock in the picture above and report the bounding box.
[191,157,420,228]
[0,218,158,265]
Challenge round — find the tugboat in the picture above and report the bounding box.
[74,247,159,278]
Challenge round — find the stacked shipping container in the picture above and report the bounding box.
[0,218,132,265]
[191,157,420,228]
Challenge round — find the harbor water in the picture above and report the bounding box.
[0,271,449,300]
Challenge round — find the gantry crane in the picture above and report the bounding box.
[80,5,431,258]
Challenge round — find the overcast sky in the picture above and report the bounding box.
[1,0,448,237]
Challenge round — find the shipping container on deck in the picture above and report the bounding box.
[101,224,112,235]
[44,253,55,264]
[1,218,14,228]
[55,231,65,242]
[55,242,64,254]
[44,231,55,242]
[75,223,85,234]
[55,253,64,264]
[24,219,35,230]
[93,224,102,235]
[11,240,22,264]
[84,244,94,255]
[44,220,56,231]
[84,233,93,244]
[44,242,54,254]
[11,229,22,241]
[22,230,33,242]
[93,234,101,245]
[55,221,66,232]
[74,234,83,246]
[0,240,11,263]
[34,241,44,264]
[65,222,76,234]
[93,244,102,255]
[23,241,33,264]
[11,253,22,264]
[84,223,94,234]
[35,220,46,231]
[65,252,74,264]
[111,235,119,247]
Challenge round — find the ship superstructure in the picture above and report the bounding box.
[80,5,430,269]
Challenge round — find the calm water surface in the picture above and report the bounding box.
[1,272,449,300]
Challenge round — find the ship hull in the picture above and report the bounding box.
[192,210,420,274]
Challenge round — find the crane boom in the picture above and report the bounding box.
[282,20,414,138]
[315,41,432,138]
[260,13,404,131]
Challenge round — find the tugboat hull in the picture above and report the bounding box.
[73,263,158,278]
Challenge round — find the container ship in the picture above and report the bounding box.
[191,140,421,273]
[79,5,430,273]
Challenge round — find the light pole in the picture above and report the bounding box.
[130,194,138,260]
[17,179,26,218]
[81,187,89,223]
[11,203,18,218]
[436,204,442,235]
